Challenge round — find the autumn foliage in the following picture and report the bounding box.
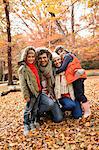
[0,76,99,149]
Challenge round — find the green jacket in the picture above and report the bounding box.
[18,63,40,100]
[18,46,40,100]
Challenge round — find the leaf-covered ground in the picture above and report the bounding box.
[0,76,99,150]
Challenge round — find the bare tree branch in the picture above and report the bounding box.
[75,22,94,34]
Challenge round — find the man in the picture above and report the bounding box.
[37,47,63,123]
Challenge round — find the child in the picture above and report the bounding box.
[18,46,41,136]
[55,45,91,118]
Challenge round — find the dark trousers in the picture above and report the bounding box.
[24,93,63,125]
[73,78,87,103]
[24,95,37,125]
[38,93,63,123]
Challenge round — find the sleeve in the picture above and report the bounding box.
[18,67,30,100]
[56,54,73,74]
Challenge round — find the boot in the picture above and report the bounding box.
[82,101,91,118]
[24,124,29,136]
[30,123,36,131]
[34,121,40,128]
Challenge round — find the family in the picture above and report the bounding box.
[18,45,91,136]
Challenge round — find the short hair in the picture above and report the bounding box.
[36,47,52,59]
[55,45,69,54]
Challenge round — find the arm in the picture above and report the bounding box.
[18,66,30,101]
[56,54,73,74]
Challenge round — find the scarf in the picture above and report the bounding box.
[38,60,55,97]
[54,71,75,100]
[27,63,41,91]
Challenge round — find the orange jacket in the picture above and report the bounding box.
[65,54,87,84]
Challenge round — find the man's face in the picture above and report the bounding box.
[53,57,61,68]
[38,53,49,67]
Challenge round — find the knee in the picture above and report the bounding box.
[73,113,82,119]
[64,101,76,110]
[70,102,76,109]
[48,100,55,110]
[51,102,64,123]
[53,114,63,123]
[72,109,82,119]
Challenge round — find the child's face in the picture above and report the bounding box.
[57,48,63,55]
[60,51,66,60]
[26,50,35,64]
[53,57,61,68]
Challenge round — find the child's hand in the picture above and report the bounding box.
[24,98,30,102]
[75,69,85,77]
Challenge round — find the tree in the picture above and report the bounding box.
[3,0,13,85]
[71,2,75,44]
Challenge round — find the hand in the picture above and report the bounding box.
[24,98,30,103]
[42,88,47,93]
[75,69,85,77]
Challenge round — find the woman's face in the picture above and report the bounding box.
[26,50,35,64]
[53,57,61,68]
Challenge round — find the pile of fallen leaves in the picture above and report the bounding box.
[0,76,99,150]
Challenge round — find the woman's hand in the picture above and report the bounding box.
[24,98,30,102]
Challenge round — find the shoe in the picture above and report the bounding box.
[84,111,91,118]
[24,124,29,136]
[34,121,40,128]
[30,123,36,131]
[82,101,91,118]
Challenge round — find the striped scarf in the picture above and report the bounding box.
[54,72,75,100]
[38,60,55,98]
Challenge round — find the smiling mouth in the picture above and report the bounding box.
[42,62,46,64]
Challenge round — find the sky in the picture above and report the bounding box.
[10,1,92,38]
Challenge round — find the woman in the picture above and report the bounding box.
[52,52,82,119]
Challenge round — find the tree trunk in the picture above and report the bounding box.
[3,0,13,85]
[71,3,75,44]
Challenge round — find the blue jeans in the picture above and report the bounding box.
[24,95,37,125]
[72,100,82,119]
[38,93,55,113]
[59,97,82,119]
[50,101,64,123]
[38,93,63,122]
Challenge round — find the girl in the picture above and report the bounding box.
[18,46,41,136]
